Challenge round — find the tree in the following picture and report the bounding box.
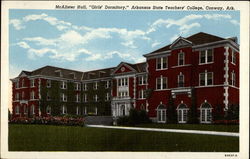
[188,88,199,124]
[167,95,177,123]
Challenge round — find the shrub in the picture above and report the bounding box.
[117,109,151,126]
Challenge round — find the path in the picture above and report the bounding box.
[86,125,239,137]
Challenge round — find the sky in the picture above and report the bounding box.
[9,10,240,78]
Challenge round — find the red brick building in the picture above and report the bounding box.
[11,32,239,124]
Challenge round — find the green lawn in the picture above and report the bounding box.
[134,123,239,132]
[9,124,239,152]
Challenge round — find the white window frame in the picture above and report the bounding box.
[93,82,98,90]
[200,103,212,124]
[83,107,87,115]
[83,83,88,91]
[105,93,110,101]
[30,91,35,100]
[23,105,28,114]
[156,57,168,70]
[76,106,80,115]
[76,93,80,102]
[157,109,166,123]
[30,79,35,87]
[156,76,167,90]
[15,93,20,101]
[61,93,67,102]
[138,75,147,85]
[22,79,25,88]
[94,94,98,102]
[31,105,35,115]
[199,49,213,64]
[178,73,184,87]
[22,91,25,100]
[46,106,51,114]
[232,51,236,64]
[105,80,111,88]
[47,92,51,101]
[75,82,81,90]
[138,89,145,99]
[83,94,88,102]
[47,80,51,88]
[231,71,236,86]
[62,105,67,114]
[178,52,185,66]
[177,104,189,123]
[199,71,213,86]
[60,81,67,89]
[15,105,20,114]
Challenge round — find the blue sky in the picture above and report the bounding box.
[9,10,240,78]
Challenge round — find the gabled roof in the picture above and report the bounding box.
[81,67,115,80]
[144,32,226,56]
[112,62,147,75]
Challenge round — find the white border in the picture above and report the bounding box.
[1,1,249,159]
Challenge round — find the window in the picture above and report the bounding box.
[178,73,184,87]
[232,51,236,64]
[83,94,88,102]
[106,93,110,101]
[156,76,167,90]
[15,93,19,101]
[23,105,28,114]
[231,71,236,86]
[200,49,213,64]
[200,102,212,123]
[93,82,98,90]
[47,80,51,88]
[75,83,81,90]
[105,80,111,88]
[156,57,167,70]
[60,81,67,89]
[138,89,145,99]
[15,81,19,88]
[76,93,80,102]
[22,91,25,100]
[83,83,88,91]
[118,78,128,86]
[156,104,166,123]
[76,106,80,115]
[94,94,98,102]
[46,106,51,114]
[60,93,67,102]
[15,105,20,114]
[83,107,87,115]
[118,91,128,97]
[61,105,67,114]
[21,79,25,87]
[178,52,184,66]
[138,76,147,85]
[177,103,188,123]
[30,105,35,115]
[47,92,51,101]
[30,91,35,100]
[30,79,35,87]
[199,71,213,86]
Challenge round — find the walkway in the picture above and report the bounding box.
[86,125,239,137]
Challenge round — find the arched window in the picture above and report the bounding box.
[177,103,189,123]
[156,104,166,123]
[200,102,212,123]
[15,105,20,114]
[30,105,35,115]
[46,106,51,115]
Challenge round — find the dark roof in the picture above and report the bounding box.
[146,32,225,55]
[81,67,115,80]
[125,62,147,73]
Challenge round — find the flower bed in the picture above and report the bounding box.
[9,116,85,126]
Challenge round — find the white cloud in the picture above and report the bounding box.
[230,19,240,26]
[17,41,30,49]
[121,41,137,48]
[151,41,161,48]
[10,19,25,30]
[203,14,231,20]
[58,30,84,46]
[24,37,56,46]
[170,34,179,42]
[179,22,201,34]
[86,54,102,61]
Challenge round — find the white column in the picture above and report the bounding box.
[224,46,229,111]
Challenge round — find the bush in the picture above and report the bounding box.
[9,116,85,126]
[117,109,151,126]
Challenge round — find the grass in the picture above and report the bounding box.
[134,123,239,132]
[9,124,239,152]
